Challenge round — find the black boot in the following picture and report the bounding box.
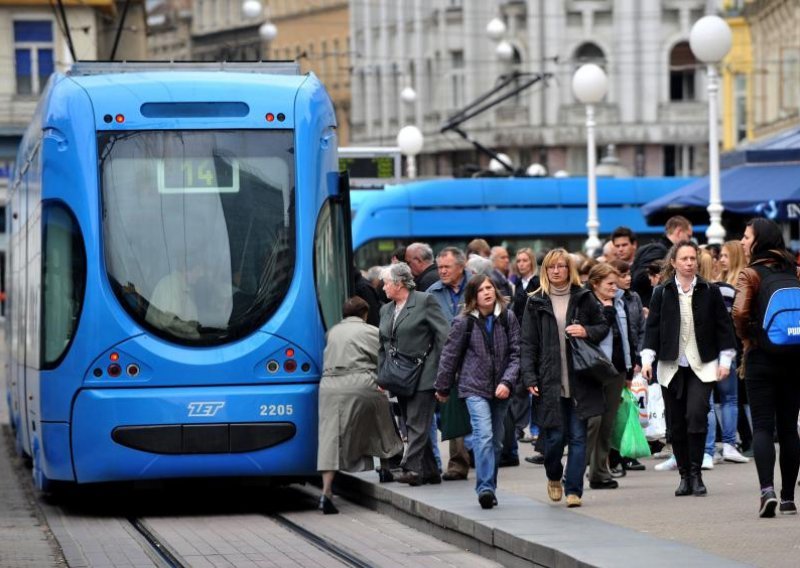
[672,437,691,496]
[689,433,707,497]
[675,468,693,496]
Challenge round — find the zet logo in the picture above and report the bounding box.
[187,401,225,417]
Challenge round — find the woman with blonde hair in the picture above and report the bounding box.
[520,249,608,507]
[719,240,746,286]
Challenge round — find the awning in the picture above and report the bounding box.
[641,162,800,224]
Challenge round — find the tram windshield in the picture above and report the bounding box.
[99,129,295,345]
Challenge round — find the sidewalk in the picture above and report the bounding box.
[0,399,65,568]
[337,441,798,568]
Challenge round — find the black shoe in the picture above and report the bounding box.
[675,476,692,497]
[478,490,496,510]
[442,471,468,481]
[589,479,619,490]
[609,464,627,478]
[498,456,520,467]
[779,500,797,515]
[524,453,545,465]
[760,490,778,518]
[691,473,707,497]
[624,459,646,471]
[320,495,339,515]
[376,468,394,483]
[394,470,422,486]
[422,473,442,485]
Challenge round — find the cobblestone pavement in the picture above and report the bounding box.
[443,438,799,567]
[0,407,65,567]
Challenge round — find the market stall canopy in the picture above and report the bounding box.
[642,127,800,225]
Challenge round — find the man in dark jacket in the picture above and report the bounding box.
[354,267,381,326]
[405,242,439,292]
[631,215,693,308]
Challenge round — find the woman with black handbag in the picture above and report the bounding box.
[520,249,609,508]
[434,275,521,509]
[379,262,449,486]
[585,263,637,490]
[641,240,736,498]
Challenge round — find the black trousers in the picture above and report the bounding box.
[745,350,800,500]
[663,367,714,473]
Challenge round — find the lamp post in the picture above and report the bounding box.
[397,125,424,179]
[572,63,609,255]
[690,15,732,245]
[259,21,277,59]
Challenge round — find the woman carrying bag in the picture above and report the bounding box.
[434,275,521,510]
[641,240,736,498]
[379,262,450,487]
[520,249,609,508]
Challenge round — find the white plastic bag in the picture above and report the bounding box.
[644,382,667,441]
[630,374,649,427]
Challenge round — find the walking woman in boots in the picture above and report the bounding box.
[641,240,736,497]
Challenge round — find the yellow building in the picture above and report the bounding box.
[721,4,755,150]
[269,0,350,145]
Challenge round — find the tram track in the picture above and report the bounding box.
[270,512,376,568]
[127,517,188,568]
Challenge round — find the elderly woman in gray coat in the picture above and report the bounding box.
[379,263,450,486]
[318,297,404,514]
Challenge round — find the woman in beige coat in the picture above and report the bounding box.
[318,296,403,514]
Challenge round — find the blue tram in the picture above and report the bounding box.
[6,62,351,490]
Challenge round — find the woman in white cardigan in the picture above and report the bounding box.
[641,240,737,498]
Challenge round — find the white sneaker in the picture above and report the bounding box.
[723,443,750,463]
[702,453,714,470]
[654,455,677,471]
[713,450,724,464]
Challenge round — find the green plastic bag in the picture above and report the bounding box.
[439,395,472,441]
[611,389,651,459]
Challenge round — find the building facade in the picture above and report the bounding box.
[0,0,146,314]
[744,0,800,139]
[269,0,351,145]
[349,0,728,178]
[147,0,193,61]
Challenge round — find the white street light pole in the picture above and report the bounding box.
[572,63,609,255]
[690,15,732,245]
[397,125,424,179]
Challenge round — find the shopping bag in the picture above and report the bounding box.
[611,389,651,459]
[629,374,649,428]
[644,383,667,441]
[439,395,472,441]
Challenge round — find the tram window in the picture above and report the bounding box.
[314,199,349,331]
[98,130,296,345]
[42,203,86,368]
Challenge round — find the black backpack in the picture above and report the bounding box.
[751,264,800,353]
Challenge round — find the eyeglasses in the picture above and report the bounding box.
[547,264,569,271]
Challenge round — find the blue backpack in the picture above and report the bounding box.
[753,264,800,353]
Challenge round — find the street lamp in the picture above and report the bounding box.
[572,63,608,255]
[259,21,277,58]
[690,15,732,245]
[242,0,262,19]
[397,125,424,179]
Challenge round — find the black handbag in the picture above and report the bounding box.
[377,323,431,397]
[568,336,619,384]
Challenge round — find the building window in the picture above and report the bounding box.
[663,144,695,177]
[14,20,54,96]
[451,50,465,108]
[781,48,799,112]
[734,73,748,143]
[669,42,697,101]
[574,42,606,68]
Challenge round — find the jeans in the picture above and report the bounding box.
[705,365,739,456]
[543,397,588,498]
[429,411,442,473]
[466,396,510,496]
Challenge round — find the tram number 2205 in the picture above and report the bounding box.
[259,404,294,416]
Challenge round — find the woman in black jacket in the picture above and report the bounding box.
[520,249,609,508]
[642,241,736,498]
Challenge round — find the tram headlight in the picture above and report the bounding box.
[107,364,122,377]
[266,360,280,373]
[284,359,297,373]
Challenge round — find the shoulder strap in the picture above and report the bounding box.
[455,316,476,377]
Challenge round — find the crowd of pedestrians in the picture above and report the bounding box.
[316,215,800,519]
